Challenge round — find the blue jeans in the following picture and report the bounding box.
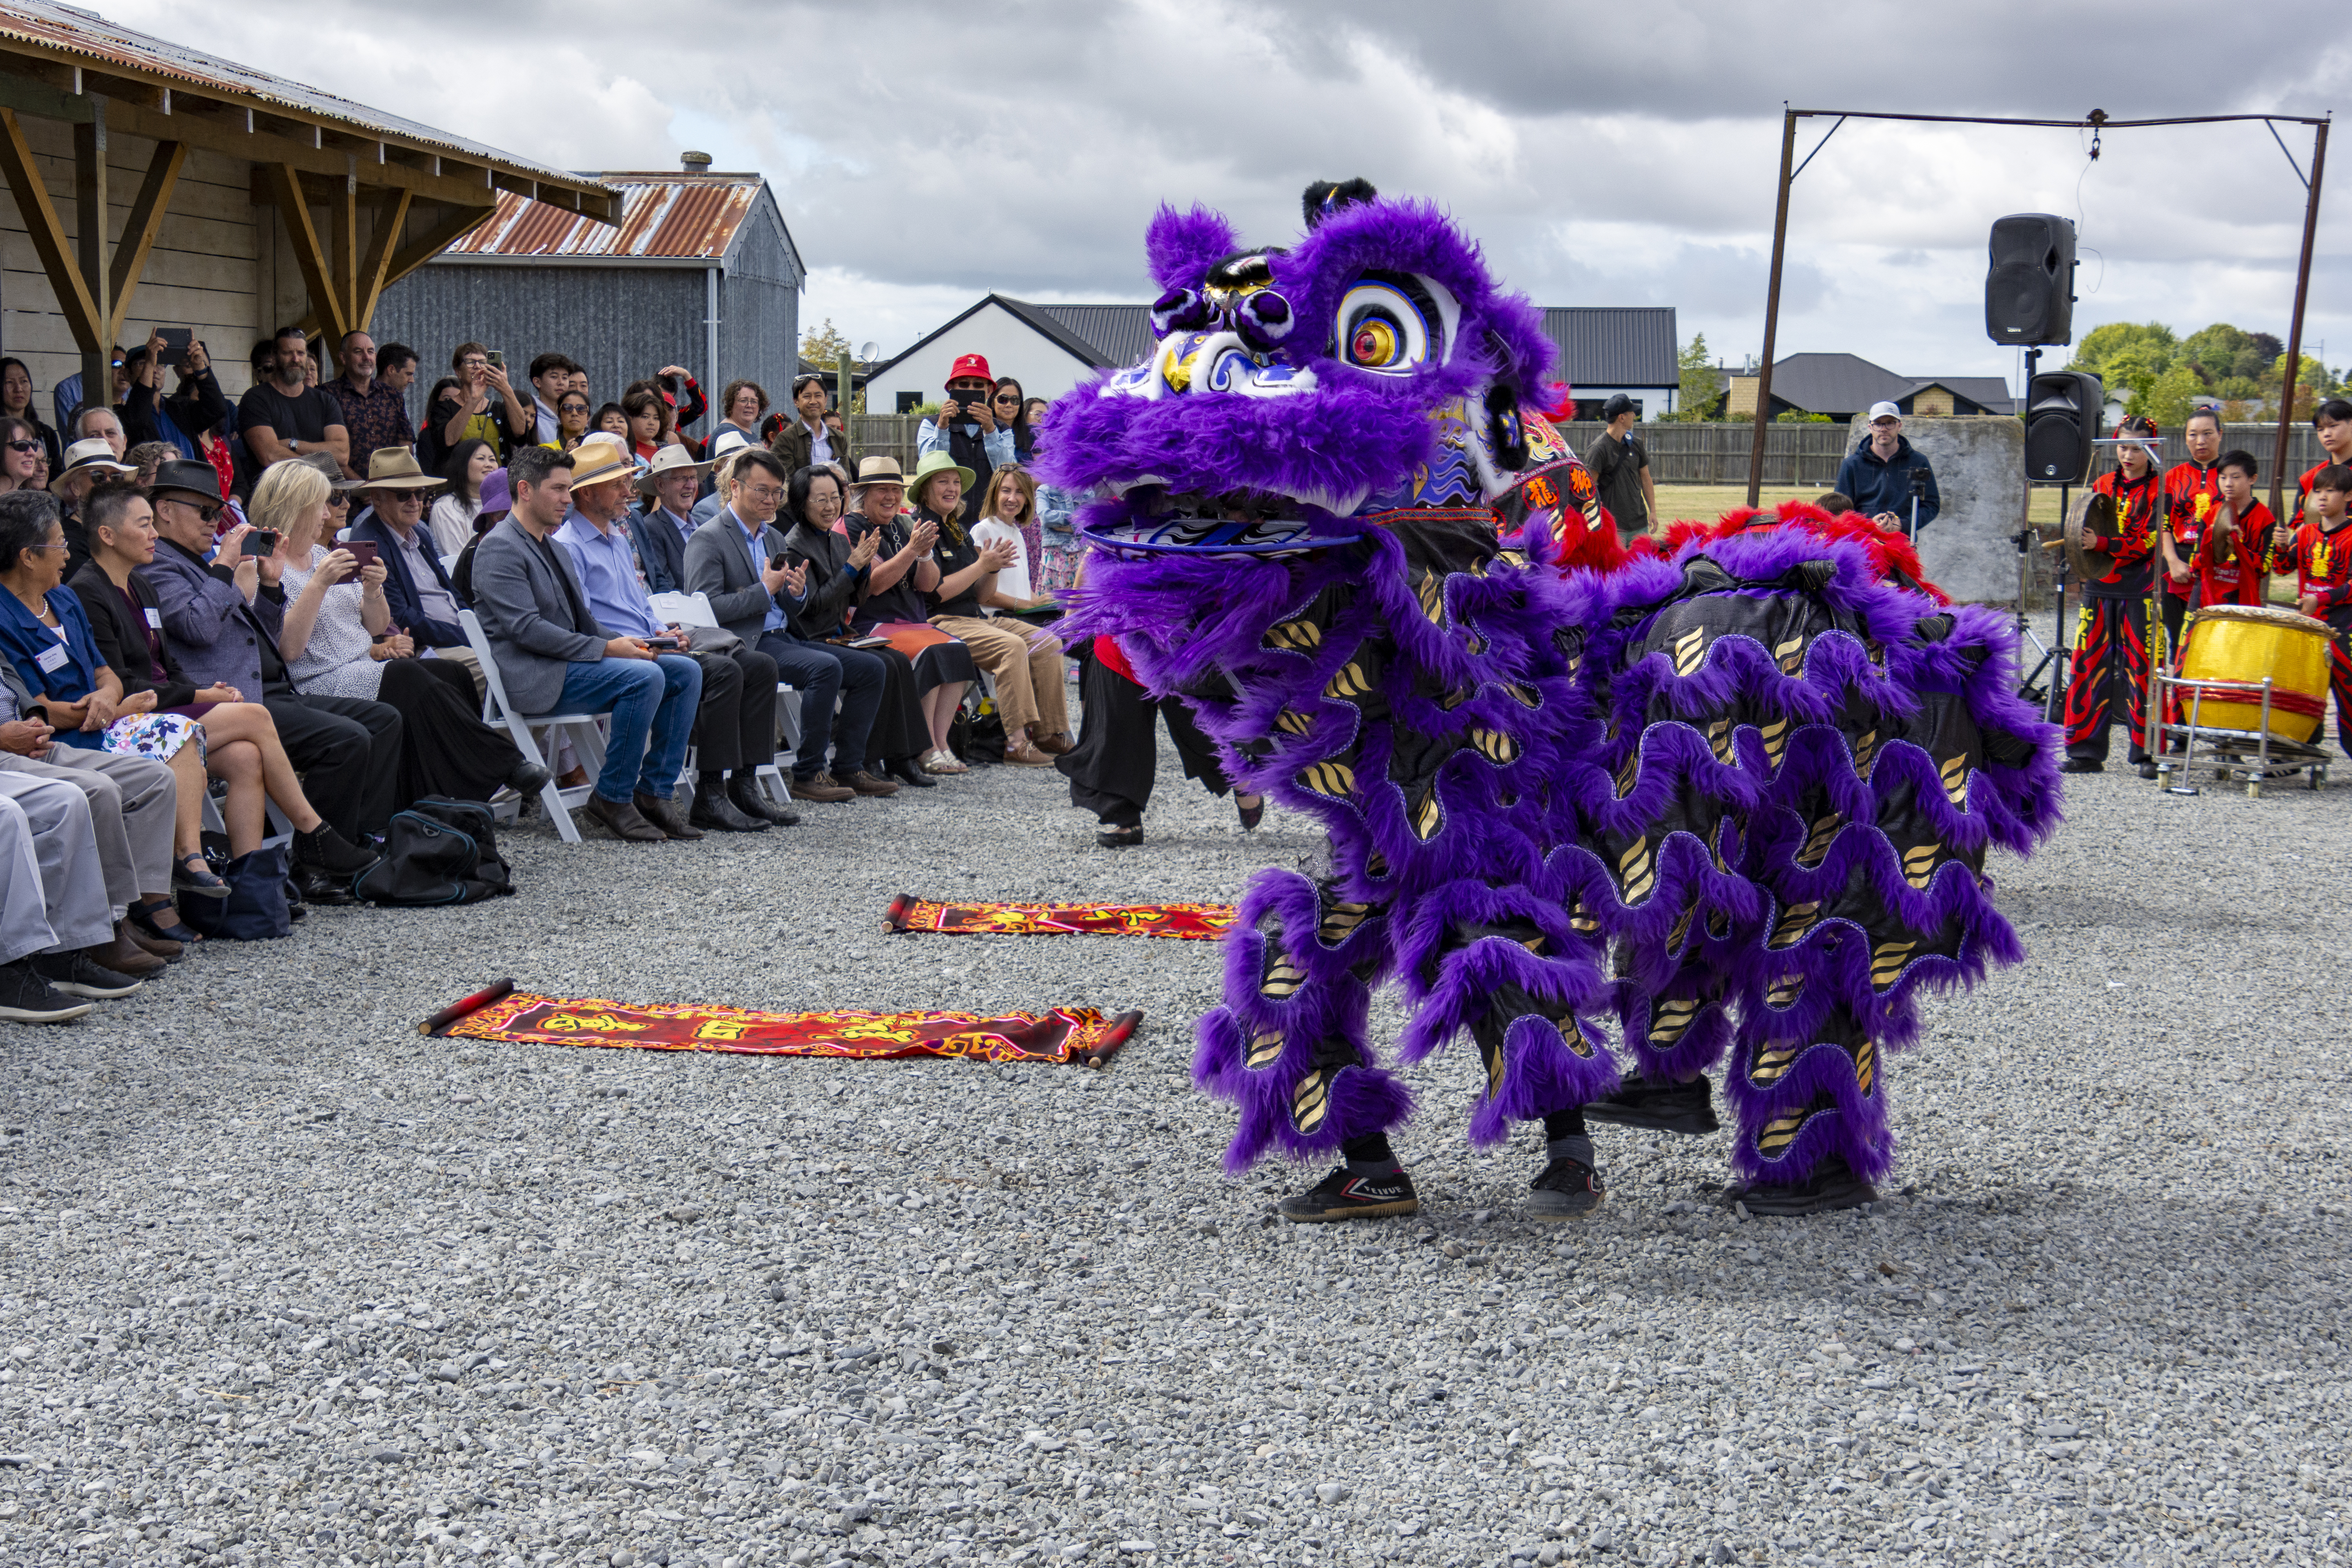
[555,653,702,803]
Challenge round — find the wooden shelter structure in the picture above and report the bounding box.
[0,0,614,406]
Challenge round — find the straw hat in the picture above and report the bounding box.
[635,442,717,494]
[566,435,636,492]
[849,454,909,490]
[906,449,975,505]
[58,437,133,479]
[359,447,445,491]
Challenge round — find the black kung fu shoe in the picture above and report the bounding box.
[1721,1152,1878,1217]
[1276,1166,1421,1223]
[1583,1073,1720,1136]
[1524,1154,1607,1221]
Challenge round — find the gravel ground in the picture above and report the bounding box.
[1,697,2348,1568]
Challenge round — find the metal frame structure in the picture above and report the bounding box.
[1747,107,2330,525]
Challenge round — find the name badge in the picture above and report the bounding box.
[34,642,70,673]
[144,607,163,629]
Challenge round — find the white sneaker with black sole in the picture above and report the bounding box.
[0,960,94,1022]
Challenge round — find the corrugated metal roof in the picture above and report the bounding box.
[0,0,604,197]
[1031,303,1153,367]
[1541,307,1679,388]
[1753,354,2016,417]
[440,176,764,261]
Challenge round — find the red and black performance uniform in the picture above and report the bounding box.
[2261,511,2352,756]
[2062,466,2160,764]
[2160,459,2223,645]
[2196,499,2271,609]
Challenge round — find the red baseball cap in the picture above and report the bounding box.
[947,352,994,386]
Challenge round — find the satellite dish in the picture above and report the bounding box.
[858,341,879,362]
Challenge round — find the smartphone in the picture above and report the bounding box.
[241,529,279,558]
[340,540,380,568]
[645,635,683,650]
[849,635,889,649]
[155,327,192,361]
[486,350,505,369]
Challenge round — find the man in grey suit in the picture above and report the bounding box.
[136,461,388,883]
[682,448,893,800]
[467,445,701,844]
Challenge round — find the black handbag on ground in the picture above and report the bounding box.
[179,840,292,940]
[354,797,515,907]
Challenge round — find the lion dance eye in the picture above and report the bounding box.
[1335,281,1431,375]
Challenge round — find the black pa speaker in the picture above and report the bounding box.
[2024,370,2102,485]
[1985,214,2077,347]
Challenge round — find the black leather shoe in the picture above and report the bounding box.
[884,757,936,789]
[292,866,360,906]
[505,758,553,796]
[730,782,799,825]
[582,794,665,842]
[688,790,765,833]
[633,793,704,840]
[293,823,379,877]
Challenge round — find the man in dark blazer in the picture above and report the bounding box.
[135,459,389,882]
[682,447,892,800]
[468,445,701,844]
[346,447,467,650]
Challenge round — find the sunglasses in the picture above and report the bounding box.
[4,440,39,454]
[327,494,350,508]
[993,393,1019,404]
[160,497,222,523]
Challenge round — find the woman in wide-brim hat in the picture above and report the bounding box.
[840,453,980,772]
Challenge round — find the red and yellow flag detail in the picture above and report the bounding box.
[883,893,1236,941]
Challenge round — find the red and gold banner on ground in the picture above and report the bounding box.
[883,893,1236,941]
[429,991,1141,1067]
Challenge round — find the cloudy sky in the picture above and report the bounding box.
[113,0,2350,392]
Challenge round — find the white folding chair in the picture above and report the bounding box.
[461,609,606,844]
[650,589,799,804]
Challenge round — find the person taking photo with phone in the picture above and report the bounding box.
[421,343,530,471]
[915,354,1014,520]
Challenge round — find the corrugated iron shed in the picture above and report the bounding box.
[0,0,602,195]
[442,176,777,265]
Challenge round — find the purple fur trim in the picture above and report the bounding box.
[1722,1025,1894,1185]
[1144,204,1242,296]
[1466,1013,1622,1147]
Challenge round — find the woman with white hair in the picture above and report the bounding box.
[252,461,545,810]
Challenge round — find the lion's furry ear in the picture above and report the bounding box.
[1302,178,1378,229]
[1145,204,1241,294]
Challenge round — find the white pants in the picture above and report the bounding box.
[0,773,110,961]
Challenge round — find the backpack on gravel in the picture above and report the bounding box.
[354,797,515,907]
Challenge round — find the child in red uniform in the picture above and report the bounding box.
[2263,462,2352,756]
[2199,449,2271,608]
[2062,417,2163,773]
[2292,399,2352,523]
[2160,407,2227,647]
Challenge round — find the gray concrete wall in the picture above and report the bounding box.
[1840,416,2035,607]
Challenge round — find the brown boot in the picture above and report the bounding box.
[632,793,705,841]
[840,769,900,797]
[118,916,183,964]
[82,930,165,978]
[1030,728,1074,756]
[581,794,665,842]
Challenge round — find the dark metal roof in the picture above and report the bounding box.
[1755,353,2015,416]
[1030,303,1154,368]
[0,0,606,198]
[1540,307,1679,388]
[442,176,764,263]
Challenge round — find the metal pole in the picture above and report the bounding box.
[705,267,721,420]
[1747,108,1798,510]
[2270,119,2328,522]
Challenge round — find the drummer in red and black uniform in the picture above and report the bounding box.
[2061,416,2164,774]
[2291,398,2352,523]
[2262,461,2352,756]
[2158,406,2227,646]
[2198,449,2271,609]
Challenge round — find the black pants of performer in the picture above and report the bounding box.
[375,657,525,810]
[755,633,882,780]
[860,643,929,771]
[2325,608,2352,760]
[2063,593,2150,764]
[687,646,780,774]
[2161,588,2189,654]
[1057,643,1232,828]
[264,688,401,838]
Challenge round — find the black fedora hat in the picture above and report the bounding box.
[148,458,225,507]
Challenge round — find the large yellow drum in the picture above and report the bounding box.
[2176,603,2336,742]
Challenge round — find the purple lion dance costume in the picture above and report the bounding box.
[1050,180,2063,1219]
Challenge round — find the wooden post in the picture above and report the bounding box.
[2269,118,2328,523]
[107,139,186,343]
[836,349,852,427]
[1746,109,1798,508]
[73,96,110,408]
[0,110,103,361]
[329,171,360,357]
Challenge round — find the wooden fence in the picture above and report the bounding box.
[839,416,2328,492]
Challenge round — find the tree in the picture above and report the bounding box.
[2269,352,2332,421]
[2131,361,2204,429]
[2067,320,2177,386]
[799,318,852,369]
[1668,333,1723,421]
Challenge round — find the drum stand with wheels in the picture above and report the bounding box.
[2148,671,2331,797]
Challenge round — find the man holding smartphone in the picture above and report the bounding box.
[915,353,1013,519]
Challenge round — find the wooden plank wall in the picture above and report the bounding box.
[0,115,260,410]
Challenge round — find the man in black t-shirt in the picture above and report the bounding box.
[1581,393,1657,541]
[236,326,348,474]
